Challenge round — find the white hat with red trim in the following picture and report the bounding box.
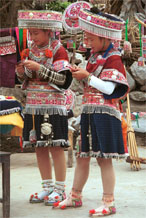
[78,8,125,41]
[18,10,63,31]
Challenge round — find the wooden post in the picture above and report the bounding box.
[0,151,11,218]
[71,35,77,65]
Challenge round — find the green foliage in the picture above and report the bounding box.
[45,1,71,12]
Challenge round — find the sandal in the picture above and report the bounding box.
[44,188,66,206]
[52,191,82,209]
[29,182,53,203]
[89,201,116,217]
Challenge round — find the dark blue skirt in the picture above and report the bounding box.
[23,114,69,148]
[79,113,126,158]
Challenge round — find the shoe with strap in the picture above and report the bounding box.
[29,180,54,203]
[44,187,66,206]
[89,199,116,217]
[52,191,82,209]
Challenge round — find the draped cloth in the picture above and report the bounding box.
[0,96,24,136]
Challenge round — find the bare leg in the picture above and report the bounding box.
[72,157,90,192]
[89,158,116,216]
[50,147,66,181]
[30,147,53,203]
[35,147,52,180]
[97,158,115,201]
[53,157,90,208]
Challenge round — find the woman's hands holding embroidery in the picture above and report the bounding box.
[23,60,40,71]
[71,66,90,80]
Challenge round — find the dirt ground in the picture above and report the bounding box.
[0,129,146,218]
[0,147,146,218]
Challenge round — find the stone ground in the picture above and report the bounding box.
[0,147,146,218]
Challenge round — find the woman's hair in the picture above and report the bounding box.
[32,0,48,10]
[90,7,122,22]
[90,7,101,14]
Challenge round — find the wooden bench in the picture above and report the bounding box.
[0,151,11,218]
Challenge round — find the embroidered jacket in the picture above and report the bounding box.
[18,39,72,116]
[82,49,129,120]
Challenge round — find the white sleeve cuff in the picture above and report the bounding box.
[89,75,117,95]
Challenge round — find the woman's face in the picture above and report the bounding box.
[29,29,50,47]
[83,31,104,53]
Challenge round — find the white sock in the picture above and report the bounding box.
[42,179,54,188]
[55,181,65,191]
[48,181,65,200]
[36,179,54,199]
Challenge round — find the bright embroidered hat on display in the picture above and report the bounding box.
[134,13,146,64]
[18,10,63,31]
[78,8,125,41]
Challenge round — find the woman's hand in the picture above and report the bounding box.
[16,62,25,77]
[23,60,40,71]
[71,66,90,80]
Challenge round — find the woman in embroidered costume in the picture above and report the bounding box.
[16,9,72,206]
[53,7,129,216]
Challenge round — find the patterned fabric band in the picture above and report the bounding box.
[25,81,67,115]
[78,9,125,40]
[0,36,13,43]
[0,36,16,56]
[100,68,128,93]
[37,65,66,86]
[82,90,121,120]
[26,90,66,106]
[53,60,71,72]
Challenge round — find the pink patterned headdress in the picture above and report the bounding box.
[62,1,91,34]
[18,10,63,31]
[78,9,125,41]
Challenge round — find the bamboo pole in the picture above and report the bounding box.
[126,94,141,170]
[67,34,77,168]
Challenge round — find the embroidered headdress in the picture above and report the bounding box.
[62,1,91,34]
[18,10,62,31]
[78,8,125,41]
[134,13,146,62]
[134,13,146,28]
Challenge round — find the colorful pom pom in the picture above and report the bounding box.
[45,49,53,58]
[21,48,29,60]
[61,205,66,209]
[89,209,95,214]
